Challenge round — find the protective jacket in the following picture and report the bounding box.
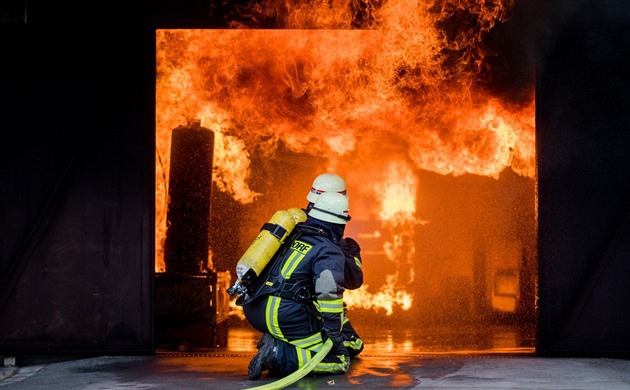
[241,216,350,376]
[337,236,364,356]
[340,237,363,290]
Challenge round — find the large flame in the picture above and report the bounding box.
[155,0,534,315]
[345,160,419,314]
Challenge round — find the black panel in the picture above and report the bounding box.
[0,26,155,354]
[536,0,630,356]
[164,126,214,274]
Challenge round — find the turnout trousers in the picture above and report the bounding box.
[243,295,349,377]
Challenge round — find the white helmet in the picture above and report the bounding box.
[306,173,347,203]
[308,192,351,225]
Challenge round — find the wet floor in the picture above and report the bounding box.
[207,322,536,356]
[3,323,630,390]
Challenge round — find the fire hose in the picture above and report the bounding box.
[245,338,334,390]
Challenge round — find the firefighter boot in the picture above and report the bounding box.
[248,333,277,380]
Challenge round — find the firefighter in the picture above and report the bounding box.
[305,173,364,357]
[243,191,354,379]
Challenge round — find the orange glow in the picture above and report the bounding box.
[155,0,534,319]
[376,162,418,223]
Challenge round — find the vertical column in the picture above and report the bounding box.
[156,123,228,349]
[164,125,214,274]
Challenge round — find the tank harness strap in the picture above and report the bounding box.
[272,279,316,304]
[237,224,325,307]
[261,222,287,240]
[291,224,329,240]
[236,277,315,306]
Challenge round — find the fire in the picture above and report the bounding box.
[345,284,412,316]
[344,161,419,315]
[377,162,417,222]
[155,0,533,315]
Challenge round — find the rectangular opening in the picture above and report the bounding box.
[154,21,536,354]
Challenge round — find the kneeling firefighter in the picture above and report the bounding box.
[240,191,353,380]
[305,173,364,358]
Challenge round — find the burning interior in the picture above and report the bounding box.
[154,0,536,352]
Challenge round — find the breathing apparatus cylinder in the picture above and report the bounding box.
[227,207,307,296]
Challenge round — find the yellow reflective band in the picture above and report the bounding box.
[312,353,349,374]
[296,347,309,368]
[265,296,285,340]
[354,256,362,269]
[280,241,311,275]
[317,299,344,313]
[344,338,364,351]
[281,250,304,277]
[290,332,323,350]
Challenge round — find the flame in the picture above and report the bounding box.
[155,28,534,194]
[376,162,417,222]
[356,161,418,313]
[155,0,534,314]
[228,299,246,321]
[345,284,412,316]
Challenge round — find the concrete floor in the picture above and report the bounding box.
[2,325,630,389]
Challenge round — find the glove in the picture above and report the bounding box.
[339,237,361,258]
[322,328,344,348]
[340,237,364,290]
[322,328,349,358]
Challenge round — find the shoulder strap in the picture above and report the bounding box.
[236,225,326,306]
[290,224,329,242]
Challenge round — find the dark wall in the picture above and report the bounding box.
[1,0,630,356]
[0,26,155,353]
[536,1,630,356]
